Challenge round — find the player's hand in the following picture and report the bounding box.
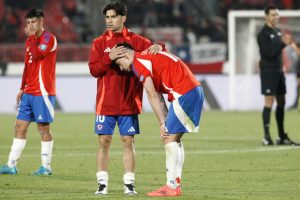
[109,45,126,61]
[160,123,169,139]
[25,26,35,37]
[147,44,162,55]
[16,90,23,105]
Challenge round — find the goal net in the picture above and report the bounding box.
[227,10,300,110]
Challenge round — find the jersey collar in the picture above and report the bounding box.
[105,27,130,41]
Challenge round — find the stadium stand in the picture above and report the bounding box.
[0,0,300,63]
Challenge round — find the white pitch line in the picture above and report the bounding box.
[0,146,296,158]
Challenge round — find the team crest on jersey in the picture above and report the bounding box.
[139,75,144,82]
[39,44,47,51]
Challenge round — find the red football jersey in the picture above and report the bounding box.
[88,27,166,115]
[132,51,201,102]
[21,31,57,96]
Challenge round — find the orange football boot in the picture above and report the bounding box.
[147,185,181,197]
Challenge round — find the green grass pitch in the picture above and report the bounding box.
[0,111,300,200]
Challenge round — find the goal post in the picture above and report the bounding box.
[227,10,300,110]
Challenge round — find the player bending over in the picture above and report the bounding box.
[115,42,204,197]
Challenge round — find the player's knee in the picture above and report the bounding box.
[14,123,27,138]
[37,124,50,134]
[37,123,52,140]
[121,136,134,144]
[98,136,112,149]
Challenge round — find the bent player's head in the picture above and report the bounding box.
[114,42,134,72]
[264,5,279,27]
[25,9,44,35]
[103,1,127,32]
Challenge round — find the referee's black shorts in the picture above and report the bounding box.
[260,69,286,95]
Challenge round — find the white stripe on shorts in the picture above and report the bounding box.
[39,64,55,119]
[172,99,198,132]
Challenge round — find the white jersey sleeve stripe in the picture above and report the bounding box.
[158,51,178,62]
[50,36,57,52]
[136,58,153,75]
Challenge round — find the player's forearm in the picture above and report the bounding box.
[89,49,112,77]
[27,36,44,60]
[20,65,28,90]
[260,43,285,59]
[88,61,110,77]
[147,92,166,125]
[158,93,168,117]
[258,35,285,59]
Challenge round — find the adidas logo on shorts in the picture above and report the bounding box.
[128,127,135,133]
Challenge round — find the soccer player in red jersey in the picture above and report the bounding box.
[88,1,164,195]
[0,9,57,176]
[115,42,204,197]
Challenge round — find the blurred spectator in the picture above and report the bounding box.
[63,0,77,20]
[1,0,300,62]
[184,26,197,45]
[0,61,7,76]
[125,0,143,26]
[5,0,44,10]
[142,0,158,27]
[0,7,20,43]
[172,0,186,28]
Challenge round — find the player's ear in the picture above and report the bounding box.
[39,17,44,26]
[122,16,126,23]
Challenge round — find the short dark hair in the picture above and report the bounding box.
[103,1,127,16]
[116,42,133,50]
[25,9,44,19]
[264,5,277,15]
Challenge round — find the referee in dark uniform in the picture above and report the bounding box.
[257,5,297,146]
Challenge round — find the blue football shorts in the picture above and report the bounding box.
[17,94,56,123]
[165,86,204,134]
[94,114,140,136]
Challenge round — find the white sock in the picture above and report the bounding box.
[96,171,108,186]
[41,141,53,170]
[177,142,184,185]
[123,172,135,185]
[165,142,178,189]
[7,138,26,168]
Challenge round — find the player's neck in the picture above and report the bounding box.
[114,25,124,33]
[266,23,276,29]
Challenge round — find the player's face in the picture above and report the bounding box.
[26,17,43,34]
[105,9,126,32]
[266,9,280,27]
[116,57,131,72]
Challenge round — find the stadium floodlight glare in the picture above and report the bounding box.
[227,10,300,110]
